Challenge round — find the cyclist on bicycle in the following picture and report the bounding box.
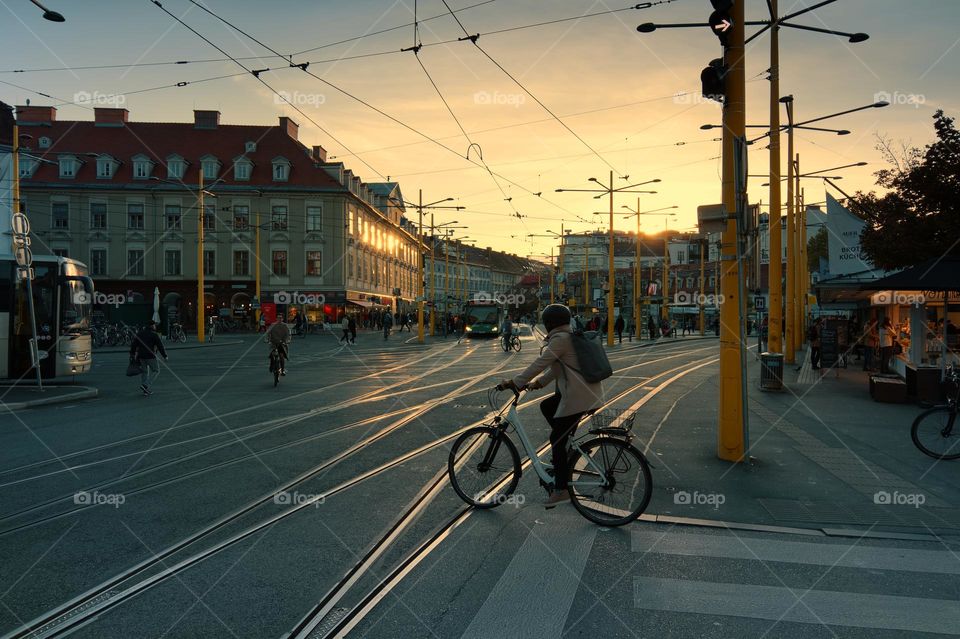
[265,319,291,375]
[500,304,603,507]
[501,315,514,350]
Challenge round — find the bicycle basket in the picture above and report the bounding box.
[589,408,636,435]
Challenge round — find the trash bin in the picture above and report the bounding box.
[759,352,784,391]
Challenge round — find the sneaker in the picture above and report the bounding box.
[139,384,147,394]
[544,490,569,509]
[280,369,286,376]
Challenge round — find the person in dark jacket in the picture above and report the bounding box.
[614,315,625,343]
[130,321,168,396]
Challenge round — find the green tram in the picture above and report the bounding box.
[463,300,503,338]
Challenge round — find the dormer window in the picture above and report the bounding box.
[38,136,51,149]
[234,158,252,181]
[59,155,79,179]
[18,158,37,178]
[200,155,221,181]
[245,141,257,153]
[272,157,290,182]
[167,155,186,180]
[132,154,153,179]
[96,155,119,179]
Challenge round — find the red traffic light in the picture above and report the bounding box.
[701,58,727,103]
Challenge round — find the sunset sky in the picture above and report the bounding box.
[3,0,957,258]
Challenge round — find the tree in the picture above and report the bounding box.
[807,226,828,273]
[852,110,960,270]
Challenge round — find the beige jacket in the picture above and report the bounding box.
[512,325,605,418]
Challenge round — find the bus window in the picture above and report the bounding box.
[60,278,91,334]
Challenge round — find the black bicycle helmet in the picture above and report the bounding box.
[541,304,572,332]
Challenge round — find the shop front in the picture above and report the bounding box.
[264,289,346,325]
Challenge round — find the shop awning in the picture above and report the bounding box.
[860,256,960,292]
[348,300,374,308]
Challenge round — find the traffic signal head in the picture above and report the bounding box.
[708,0,734,47]
[701,58,727,104]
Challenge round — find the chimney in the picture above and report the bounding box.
[312,145,327,162]
[193,110,220,129]
[278,116,299,140]
[16,105,56,125]
[94,107,128,126]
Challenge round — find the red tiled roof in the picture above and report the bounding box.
[17,117,344,189]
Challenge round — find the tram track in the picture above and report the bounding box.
[3,341,714,639]
[288,354,720,638]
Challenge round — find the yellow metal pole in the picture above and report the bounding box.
[558,223,565,299]
[784,102,796,364]
[635,201,642,339]
[417,190,425,344]
[197,170,205,343]
[718,0,746,462]
[550,247,555,304]
[255,210,261,326]
[800,186,808,327]
[444,235,450,319]
[429,213,436,336]
[699,237,706,336]
[768,0,784,354]
[607,171,615,347]
[795,155,804,346]
[661,219,669,321]
[584,242,589,308]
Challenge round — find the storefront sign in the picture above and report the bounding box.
[826,193,872,276]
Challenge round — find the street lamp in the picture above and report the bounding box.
[620,205,678,338]
[30,0,64,21]
[557,174,662,346]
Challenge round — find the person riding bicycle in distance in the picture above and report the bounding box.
[265,318,291,375]
[500,304,603,508]
[501,314,513,348]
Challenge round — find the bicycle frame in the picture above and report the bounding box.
[496,392,610,491]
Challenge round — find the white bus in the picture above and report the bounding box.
[1,255,93,379]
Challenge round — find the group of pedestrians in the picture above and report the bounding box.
[339,315,358,344]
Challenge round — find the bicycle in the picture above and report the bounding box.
[500,330,521,352]
[268,344,287,387]
[911,364,960,460]
[168,322,187,343]
[448,386,653,526]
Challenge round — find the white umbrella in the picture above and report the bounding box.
[152,287,161,324]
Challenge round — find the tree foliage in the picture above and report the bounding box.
[852,110,960,270]
[807,226,828,273]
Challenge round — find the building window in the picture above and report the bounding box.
[201,158,219,181]
[233,250,250,276]
[89,202,107,230]
[133,158,152,179]
[272,161,289,182]
[96,157,116,179]
[203,202,216,231]
[127,249,145,276]
[676,251,685,264]
[234,161,251,181]
[53,248,69,258]
[127,202,144,230]
[203,250,216,276]
[306,251,322,276]
[52,202,69,229]
[90,249,107,276]
[271,205,288,230]
[164,249,182,276]
[58,157,77,178]
[165,204,182,230]
[306,205,322,231]
[167,157,185,179]
[38,136,51,149]
[272,250,288,276]
[19,158,36,178]
[232,205,250,230]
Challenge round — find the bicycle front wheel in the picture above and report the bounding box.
[911,406,960,460]
[511,336,521,352]
[569,437,652,526]
[448,427,521,508]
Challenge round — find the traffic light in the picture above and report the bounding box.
[708,0,734,47]
[701,58,727,103]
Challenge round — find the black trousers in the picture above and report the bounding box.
[810,344,821,369]
[539,393,585,491]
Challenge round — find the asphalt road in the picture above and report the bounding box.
[0,329,955,638]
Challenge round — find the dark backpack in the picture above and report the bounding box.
[563,330,613,383]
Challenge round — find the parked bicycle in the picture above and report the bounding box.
[911,364,960,459]
[167,322,187,343]
[448,386,653,526]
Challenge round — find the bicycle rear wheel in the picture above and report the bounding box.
[448,426,521,508]
[511,336,521,352]
[568,437,652,526]
[911,406,960,460]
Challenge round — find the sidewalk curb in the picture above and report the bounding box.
[1,386,98,411]
[95,340,244,354]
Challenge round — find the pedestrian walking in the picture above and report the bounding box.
[647,316,656,341]
[879,317,895,374]
[130,321,168,396]
[861,317,878,371]
[340,315,350,344]
[383,311,393,339]
[615,315,625,343]
[808,318,822,370]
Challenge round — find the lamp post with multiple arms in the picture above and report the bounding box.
[527,225,565,302]
[430,221,465,335]
[557,174,660,346]
[618,205,678,336]
[149,175,217,342]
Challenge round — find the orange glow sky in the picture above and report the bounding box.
[3,0,957,259]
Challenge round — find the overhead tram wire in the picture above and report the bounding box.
[438,0,625,179]
[179,0,578,219]
[147,0,385,181]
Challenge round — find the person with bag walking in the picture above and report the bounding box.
[339,315,350,344]
[130,321,168,396]
[500,304,605,508]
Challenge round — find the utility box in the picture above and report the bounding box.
[759,352,784,391]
